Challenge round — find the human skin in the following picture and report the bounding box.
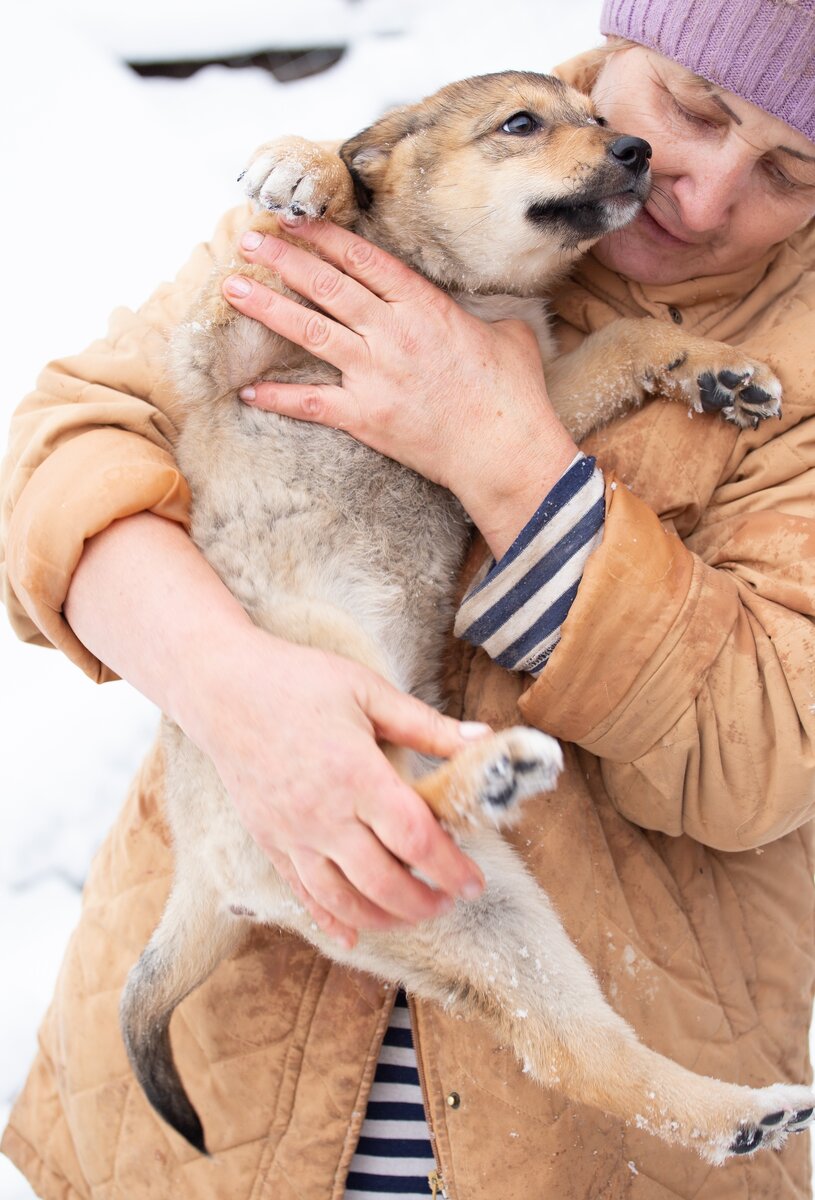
[66,47,815,938]
[590,46,815,284]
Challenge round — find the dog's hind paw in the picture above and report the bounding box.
[474,728,563,822]
[700,1085,815,1164]
[412,726,562,833]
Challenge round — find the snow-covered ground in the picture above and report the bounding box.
[0,1,812,1196]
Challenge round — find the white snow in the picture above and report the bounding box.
[1,1,813,1196]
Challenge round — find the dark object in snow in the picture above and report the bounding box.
[128,46,345,84]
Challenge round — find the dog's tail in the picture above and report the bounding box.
[120,885,245,1154]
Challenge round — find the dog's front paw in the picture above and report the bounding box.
[239,137,357,224]
[695,362,782,430]
[661,349,782,429]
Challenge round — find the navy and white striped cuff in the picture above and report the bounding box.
[454,453,605,675]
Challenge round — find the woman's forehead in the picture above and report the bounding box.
[641,46,815,158]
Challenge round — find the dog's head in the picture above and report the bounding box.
[340,71,651,294]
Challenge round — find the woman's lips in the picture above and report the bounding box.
[638,205,696,247]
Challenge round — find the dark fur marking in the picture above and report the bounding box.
[665,352,688,372]
[120,947,209,1154]
[513,759,545,775]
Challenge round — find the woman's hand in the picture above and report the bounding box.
[188,625,489,949]
[224,219,578,557]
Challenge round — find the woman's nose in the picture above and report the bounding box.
[670,144,751,234]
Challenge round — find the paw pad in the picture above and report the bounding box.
[731,1126,764,1155]
[695,366,781,429]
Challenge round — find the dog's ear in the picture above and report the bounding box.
[340,104,423,210]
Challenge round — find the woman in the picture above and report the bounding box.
[2,0,815,1196]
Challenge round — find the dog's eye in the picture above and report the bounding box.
[501,112,539,136]
[587,115,609,127]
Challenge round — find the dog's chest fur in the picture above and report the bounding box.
[173,292,551,700]
[175,399,468,700]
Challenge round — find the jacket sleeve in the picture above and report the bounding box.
[518,309,815,852]
[0,205,251,682]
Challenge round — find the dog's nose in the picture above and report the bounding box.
[609,136,652,176]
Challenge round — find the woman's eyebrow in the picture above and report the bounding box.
[777,145,815,163]
[710,93,742,125]
[706,91,815,163]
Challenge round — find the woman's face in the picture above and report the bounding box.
[591,46,815,285]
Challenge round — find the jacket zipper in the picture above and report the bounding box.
[407,994,448,1200]
[428,1167,443,1198]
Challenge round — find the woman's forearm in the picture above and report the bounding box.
[63,511,254,732]
[62,511,486,941]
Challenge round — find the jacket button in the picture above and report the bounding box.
[669,306,683,324]
[446,1092,461,1109]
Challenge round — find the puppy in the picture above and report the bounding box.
[120,71,806,1166]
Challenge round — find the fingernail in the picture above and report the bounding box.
[461,880,484,901]
[280,213,306,228]
[239,385,256,401]
[460,722,492,740]
[225,275,252,297]
[241,230,264,250]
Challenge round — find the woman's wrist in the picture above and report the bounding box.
[460,420,580,559]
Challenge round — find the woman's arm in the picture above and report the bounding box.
[63,512,486,945]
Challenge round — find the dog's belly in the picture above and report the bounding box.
[175,401,471,700]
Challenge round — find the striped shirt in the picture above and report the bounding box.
[455,452,605,673]
[344,453,606,1198]
[344,991,437,1198]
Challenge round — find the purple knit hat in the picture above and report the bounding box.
[599,0,815,143]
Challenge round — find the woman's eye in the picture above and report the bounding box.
[670,96,714,129]
[762,159,798,192]
[501,112,539,136]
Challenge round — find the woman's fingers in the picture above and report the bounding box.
[240,381,350,430]
[276,217,439,306]
[239,230,386,335]
[290,846,415,934]
[360,783,484,902]
[335,827,458,923]
[265,845,360,948]
[361,672,492,760]
[223,273,361,374]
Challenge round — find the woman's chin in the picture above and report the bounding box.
[590,224,706,285]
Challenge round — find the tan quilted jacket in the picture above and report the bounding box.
[3,58,815,1200]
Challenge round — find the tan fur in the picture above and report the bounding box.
[120,71,805,1165]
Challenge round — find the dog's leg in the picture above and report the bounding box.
[546,318,782,439]
[327,832,815,1165]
